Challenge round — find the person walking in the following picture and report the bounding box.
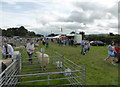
[42,39,46,45]
[26,41,35,64]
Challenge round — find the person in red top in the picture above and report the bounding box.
[114,43,120,63]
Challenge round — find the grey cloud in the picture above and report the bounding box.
[67,11,90,23]
[30,28,50,35]
[35,1,118,35]
[63,23,88,30]
[58,2,117,24]
[74,2,106,11]
[108,4,118,17]
[108,23,118,28]
[58,10,92,23]
[66,10,105,24]
[36,18,48,25]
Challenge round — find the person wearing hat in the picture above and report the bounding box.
[2,43,14,59]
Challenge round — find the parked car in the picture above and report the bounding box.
[90,41,106,46]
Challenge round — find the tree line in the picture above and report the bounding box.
[86,34,120,44]
[0,26,43,37]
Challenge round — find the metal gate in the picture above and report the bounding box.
[0,51,21,87]
[0,50,86,87]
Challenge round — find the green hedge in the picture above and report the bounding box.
[86,35,120,44]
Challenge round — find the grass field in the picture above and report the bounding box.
[2,42,118,86]
[43,42,118,85]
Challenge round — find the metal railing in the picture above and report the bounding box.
[0,50,86,87]
[0,51,21,87]
[16,50,86,86]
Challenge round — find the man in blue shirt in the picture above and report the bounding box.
[81,38,86,55]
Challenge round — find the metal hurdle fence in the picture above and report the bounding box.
[15,50,86,86]
[0,51,21,87]
[0,50,86,87]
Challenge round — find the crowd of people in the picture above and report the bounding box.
[1,37,50,63]
[0,36,120,65]
[50,38,77,46]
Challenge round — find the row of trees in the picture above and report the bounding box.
[86,35,120,44]
[0,26,43,37]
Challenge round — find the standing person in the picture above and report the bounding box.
[59,38,63,46]
[26,41,35,64]
[45,38,49,48]
[114,43,120,63]
[81,38,86,55]
[85,40,90,52]
[42,38,46,45]
[71,38,74,46]
[2,43,14,59]
[104,42,116,65]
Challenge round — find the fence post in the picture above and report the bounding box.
[41,53,44,71]
[62,55,64,71]
[82,65,86,86]
[48,73,50,85]
[19,53,22,73]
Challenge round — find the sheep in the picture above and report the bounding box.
[19,46,25,49]
[34,44,39,47]
[35,51,49,71]
[13,47,20,50]
[0,59,13,73]
[56,61,63,68]
[64,68,72,76]
[13,46,25,50]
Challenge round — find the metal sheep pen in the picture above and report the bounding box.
[0,50,86,87]
[0,51,21,87]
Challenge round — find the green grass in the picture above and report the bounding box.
[16,42,118,85]
[16,44,70,86]
[46,43,118,85]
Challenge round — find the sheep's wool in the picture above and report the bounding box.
[36,52,49,68]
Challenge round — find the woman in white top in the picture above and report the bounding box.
[26,42,35,64]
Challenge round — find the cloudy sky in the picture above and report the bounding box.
[0,0,118,35]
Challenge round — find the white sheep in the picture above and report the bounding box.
[64,68,72,76]
[19,46,25,49]
[13,47,20,50]
[35,52,49,71]
[56,61,63,68]
[0,59,13,73]
[35,44,39,47]
[13,46,25,50]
